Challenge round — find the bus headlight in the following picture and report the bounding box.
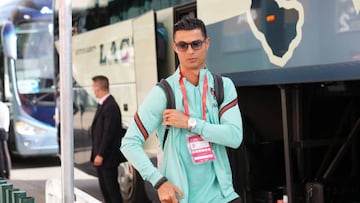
[15,121,48,136]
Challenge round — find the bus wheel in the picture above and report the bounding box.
[118,162,150,203]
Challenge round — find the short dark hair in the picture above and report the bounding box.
[173,17,207,39]
[92,75,109,90]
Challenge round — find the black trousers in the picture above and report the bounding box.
[229,197,242,203]
[0,140,11,179]
[96,166,122,203]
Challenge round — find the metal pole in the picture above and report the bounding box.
[58,0,74,202]
[280,86,294,203]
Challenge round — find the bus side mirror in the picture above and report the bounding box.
[1,21,17,59]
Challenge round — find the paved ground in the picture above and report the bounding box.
[9,178,103,203]
[7,156,104,203]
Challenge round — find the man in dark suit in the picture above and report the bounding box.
[91,75,125,203]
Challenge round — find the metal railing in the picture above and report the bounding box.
[0,179,35,203]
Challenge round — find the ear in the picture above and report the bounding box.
[172,42,178,54]
[205,37,210,50]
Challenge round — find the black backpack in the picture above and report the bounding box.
[156,72,224,148]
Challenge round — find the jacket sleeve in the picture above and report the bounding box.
[191,77,243,149]
[120,86,167,186]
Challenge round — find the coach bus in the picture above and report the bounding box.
[0,0,58,157]
[66,0,360,202]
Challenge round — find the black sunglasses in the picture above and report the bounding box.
[174,40,205,52]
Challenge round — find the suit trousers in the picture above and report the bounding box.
[0,140,11,179]
[96,166,122,203]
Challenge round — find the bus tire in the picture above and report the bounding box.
[118,162,150,203]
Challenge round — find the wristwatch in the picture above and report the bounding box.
[187,117,197,131]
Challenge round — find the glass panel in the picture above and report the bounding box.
[15,22,55,102]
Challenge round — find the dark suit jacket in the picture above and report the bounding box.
[90,95,126,168]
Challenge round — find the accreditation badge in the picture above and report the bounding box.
[187,135,215,164]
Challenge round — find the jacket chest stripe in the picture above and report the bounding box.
[134,112,149,140]
[219,98,238,119]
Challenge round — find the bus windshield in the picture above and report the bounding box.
[15,21,55,104]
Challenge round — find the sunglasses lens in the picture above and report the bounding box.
[191,40,203,50]
[177,42,188,51]
[175,40,204,51]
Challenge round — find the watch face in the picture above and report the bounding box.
[189,118,196,129]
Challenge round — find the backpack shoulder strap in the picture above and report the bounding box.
[157,74,223,108]
[156,74,224,149]
[211,72,224,107]
[157,79,175,109]
[156,79,175,148]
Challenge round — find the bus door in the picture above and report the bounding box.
[119,10,160,203]
[133,10,159,154]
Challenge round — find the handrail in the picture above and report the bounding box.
[0,179,34,203]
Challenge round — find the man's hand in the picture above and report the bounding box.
[94,155,103,166]
[157,181,184,203]
[162,109,189,129]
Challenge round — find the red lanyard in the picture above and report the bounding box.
[179,73,208,120]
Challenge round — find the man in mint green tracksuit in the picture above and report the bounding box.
[121,17,243,203]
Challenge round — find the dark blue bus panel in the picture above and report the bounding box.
[206,0,360,85]
[203,1,360,202]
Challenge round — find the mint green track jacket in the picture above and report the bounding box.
[121,68,243,202]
